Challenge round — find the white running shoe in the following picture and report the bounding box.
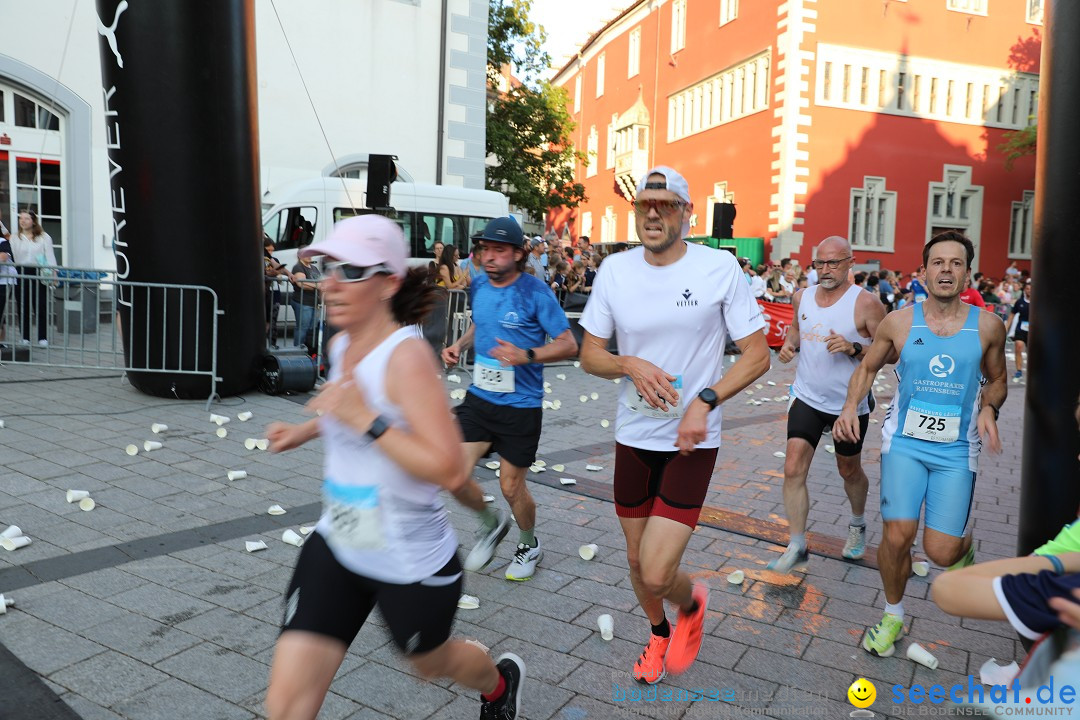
[505,541,542,581]
[463,509,510,572]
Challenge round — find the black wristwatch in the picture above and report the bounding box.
[697,388,719,411]
[366,415,390,441]
[526,348,536,362]
[849,342,863,358]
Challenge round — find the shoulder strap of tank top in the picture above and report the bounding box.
[912,301,926,328]
[964,303,980,329]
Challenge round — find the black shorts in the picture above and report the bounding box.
[281,531,462,655]
[1014,329,1028,344]
[454,391,542,468]
[613,443,719,528]
[787,397,869,456]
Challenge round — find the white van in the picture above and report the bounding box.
[261,175,510,271]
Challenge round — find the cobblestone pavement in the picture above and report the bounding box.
[0,348,1030,720]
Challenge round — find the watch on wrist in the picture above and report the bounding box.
[526,348,536,362]
[850,341,863,358]
[698,388,719,411]
[366,415,390,441]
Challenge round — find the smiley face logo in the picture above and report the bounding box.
[848,677,876,708]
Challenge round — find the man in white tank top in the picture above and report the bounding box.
[768,236,887,573]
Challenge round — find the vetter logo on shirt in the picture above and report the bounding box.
[928,354,956,378]
[676,289,698,307]
[501,311,523,329]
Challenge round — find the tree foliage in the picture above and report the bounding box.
[486,0,586,218]
[998,124,1037,171]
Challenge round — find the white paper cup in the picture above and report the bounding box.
[727,570,745,585]
[268,504,286,516]
[244,438,258,450]
[299,525,315,535]
[245,540,268,553]
[597,613,614,641]
[579,543,598,560]
[482,494,495,503]
[78,497,96,512]
[906,642,939,670]
[227,470,247,481]
[215,416,230,426]
[912,561,930,577]
[560,478,577,485]
[1,594,13,607]
[216,427,228,438]
[151,423,168,434]
[1,525,22,540]
[237,411,253,421]
[125,444,139,456]
[585,464,603,471]
[457,594,480,610]
[256,439,269,451]
[143,440,162,452]
[551,464,565,472]
[0,419,5,428]
[282,529,304,547]
[1,535,31,551]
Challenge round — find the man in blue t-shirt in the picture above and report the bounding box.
[442,216,577,581]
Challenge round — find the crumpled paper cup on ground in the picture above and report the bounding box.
[979,658,1019,685]
[282,529,304,547]
[1,535,31,551]
[245,540,268,553]
[597,614,614,641]
[906,642,939,670]
[143,440,162,452]
[66,490,90,503]
[237,411,253,421]
[267,505,286,516]
[227,470,247,481]
[1,526,23,540]
[151,423,168,434]
[78,497,96,512]
[579,544,598,560]
[457,594,480,610]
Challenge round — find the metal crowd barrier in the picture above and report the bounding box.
[0,266,223,409]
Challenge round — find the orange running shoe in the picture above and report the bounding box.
[633,633,671,685]
[666,582,709,675]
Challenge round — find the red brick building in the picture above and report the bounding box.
[547,0,1041,276]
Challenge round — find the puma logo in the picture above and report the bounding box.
[98,1,129,69]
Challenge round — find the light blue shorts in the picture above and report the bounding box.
[879,451,976,537]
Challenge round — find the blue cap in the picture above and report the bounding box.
[478,216,524,248]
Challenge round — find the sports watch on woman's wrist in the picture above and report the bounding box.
[698,388,719,411]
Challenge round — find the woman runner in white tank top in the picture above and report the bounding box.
[264,215,526,720]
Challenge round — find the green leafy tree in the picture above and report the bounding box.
[486,0,586,218]
[998,123,1037,171]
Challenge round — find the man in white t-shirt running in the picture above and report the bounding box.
[580,167,770,684]
[769,236,887,573]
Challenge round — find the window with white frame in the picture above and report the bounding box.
[947,0,987,15]
[1009,190,1035,259]
[849,177,897,251]
[671,0,686,54]
[596,53,606,98]
[580,211,593,239]
[720,0,738,25]
[628,28,641,78]
[574,74,582,112]
[601,206,617,244]
[586,125,598,178]
[814,44,1038,130]
[668,51,769,141]
[606,116,616,169]
[1027,0,1043,24]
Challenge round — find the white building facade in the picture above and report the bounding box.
[0,0,488,268]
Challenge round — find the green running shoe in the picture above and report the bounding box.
[862,613,905,657]
[947,543,975,571]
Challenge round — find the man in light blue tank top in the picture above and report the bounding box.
[835,231,1008,658]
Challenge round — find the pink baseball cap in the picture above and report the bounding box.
[299,215,408,278]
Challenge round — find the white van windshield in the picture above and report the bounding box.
[333,208,493,260]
